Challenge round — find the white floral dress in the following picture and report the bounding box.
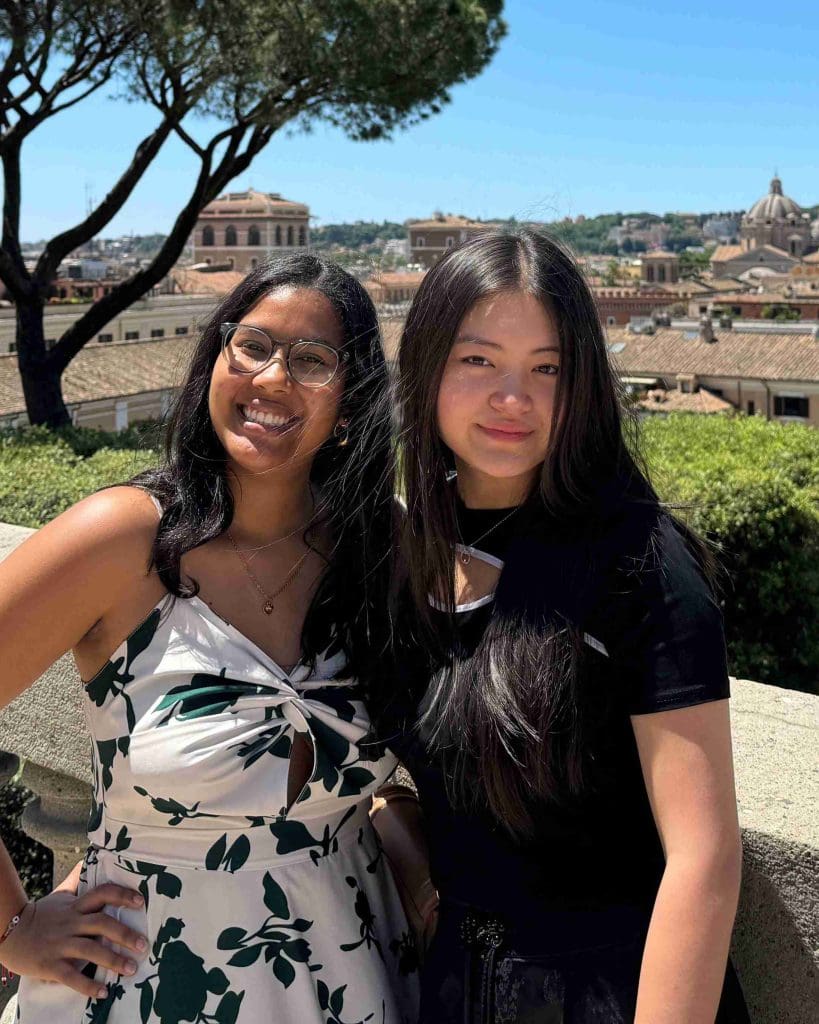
[16,595,419,1024]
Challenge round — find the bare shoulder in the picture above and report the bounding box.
[8,484,160,583]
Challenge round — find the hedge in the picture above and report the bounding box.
[642,413,819,694]
[0,424,158,528]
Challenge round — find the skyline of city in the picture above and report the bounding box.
[12,0,819,240]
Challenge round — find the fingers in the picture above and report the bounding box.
[64,938,139,979]
[51,960,110,1001]
[76,911,148,955]
[74,883,143,915]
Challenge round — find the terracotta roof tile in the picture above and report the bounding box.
[637,387,734,415]
[711,245,743,261]
[608,326,819,383]
[171,269,245,296]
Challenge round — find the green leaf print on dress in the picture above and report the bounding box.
[133,786,221,827]
[217,873,318,990]
[130,917,245,1024]
[268,804,358,863]
[86,608,162,737]
[155,669,267,725]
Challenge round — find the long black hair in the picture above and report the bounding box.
[134,253,394,689]
[395,229,704,836]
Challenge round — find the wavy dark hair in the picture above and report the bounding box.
[395,228,707,836]
[133,253,394,688]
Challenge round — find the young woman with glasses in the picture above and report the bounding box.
[0,255,419,1023]
[387,230,750,1023]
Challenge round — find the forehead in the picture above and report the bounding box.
[241,286,343,343]
[458,290,559,345]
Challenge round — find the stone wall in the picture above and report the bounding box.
[0,523,816,1021]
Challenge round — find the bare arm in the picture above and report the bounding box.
[632,700,742,1024]
[0,486,159,996]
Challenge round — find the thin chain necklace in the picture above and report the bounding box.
[227,531,309,614]
[231,500,317,565]
[456,504,522,566]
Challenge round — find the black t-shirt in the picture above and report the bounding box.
[388,497,730,948]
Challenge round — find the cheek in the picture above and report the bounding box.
[437,366,481,439]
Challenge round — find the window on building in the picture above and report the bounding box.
[298,226,306,246]
[416,236,425,248]
[658,266,666,283]
[774,395,809,418]
[98,333,113,343]
[225,225,237,246]
[606,316,616,326]
[202,225,214,246]
[175,326,189,335]
[446,236,454,248]
[248,225,260,246]
[275,225,282,246]
[646,266,655,282]
[151,328,165,338]
[125,330,139,340]
[747,400,755,415]
[9,342,17,353]
[287,225,294,246]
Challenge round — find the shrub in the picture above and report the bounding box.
[0,425,158,528]
[642,414,819,693]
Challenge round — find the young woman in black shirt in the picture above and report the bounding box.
[389,229,750,1023]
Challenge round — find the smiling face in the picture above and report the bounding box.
[208,286,345,481]
[436,289,561,506]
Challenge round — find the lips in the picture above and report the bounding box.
[477,423,534,441]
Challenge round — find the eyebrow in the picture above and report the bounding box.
[455,334,560,355]
[242,324,337,347]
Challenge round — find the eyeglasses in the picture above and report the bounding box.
[220,323,349,387]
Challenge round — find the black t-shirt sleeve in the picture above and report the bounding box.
[603,516,730,716]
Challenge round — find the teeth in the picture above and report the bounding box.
[241,406,294,428]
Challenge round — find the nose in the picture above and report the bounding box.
[489,369,533,414]
[252,349,291,388]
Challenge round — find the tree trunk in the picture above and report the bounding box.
[15,300,70,428]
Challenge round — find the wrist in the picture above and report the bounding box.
[0,899,30,946]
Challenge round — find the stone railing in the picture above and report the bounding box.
[0,523,816,1022]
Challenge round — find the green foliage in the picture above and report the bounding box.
[642,414,819,693]
[679,249,713,278]
[311,221,407,250]
[0,425,158,528]
[761,304,801,321]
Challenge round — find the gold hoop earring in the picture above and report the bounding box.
[333,421,349,447]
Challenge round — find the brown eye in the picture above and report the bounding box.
[536,364,559,375]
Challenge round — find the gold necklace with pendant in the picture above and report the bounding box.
[227,531,309,614]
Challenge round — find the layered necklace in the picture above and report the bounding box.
[226,500,316,615]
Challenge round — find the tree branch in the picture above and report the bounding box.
[33,114,183,283]
[50,122,277,374]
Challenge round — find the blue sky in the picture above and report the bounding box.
[15,0,819,240]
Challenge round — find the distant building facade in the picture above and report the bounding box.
[712,176,819,278]
[0,295,217,355]
[407,214,499,268]
[191,189,310,273]
[639,251,680,285]
[364,271,426,306]
[593,287,676,326]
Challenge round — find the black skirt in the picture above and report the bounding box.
[419,900,750,1024]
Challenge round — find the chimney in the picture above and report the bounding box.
[699,315,715,343]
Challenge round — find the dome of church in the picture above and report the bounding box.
[746,176,803,223]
